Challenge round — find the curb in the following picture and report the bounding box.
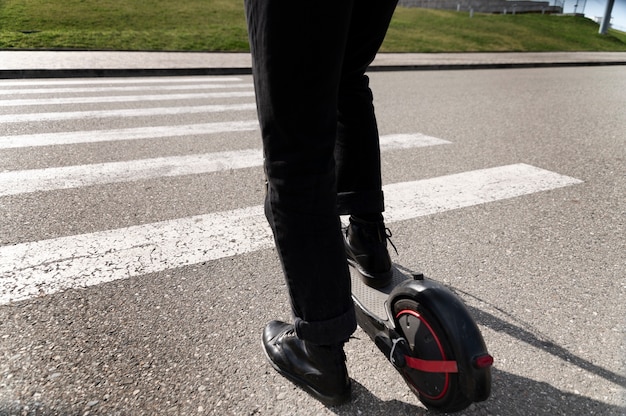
[1,60,625,79]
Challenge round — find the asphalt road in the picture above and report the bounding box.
[0,66,624,415]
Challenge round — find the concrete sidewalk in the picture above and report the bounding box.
[1,50,626,78]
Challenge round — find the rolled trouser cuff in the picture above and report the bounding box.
[337,190,384,216]
[295,306,357,345]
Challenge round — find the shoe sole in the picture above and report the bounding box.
[260,339,352,406]
[347,258,392,289]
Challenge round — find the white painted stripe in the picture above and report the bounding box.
[0,83,252,95]
[0,134,447,195]
[0,149,263,196]
[0,205,271,304]
[0,120,260,149]
[382,163,583,223]
[0,103,257,123]
[0,127,444,150]
[379,133,450,151]
[0,164,581,304]
[0,77,243,87]
[0,91,255,107]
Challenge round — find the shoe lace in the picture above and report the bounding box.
[283,327,297,338]
[346,217,399,255]
[381,227,398,256]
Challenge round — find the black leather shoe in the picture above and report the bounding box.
[261,321,351,406]
[344,216,394,288]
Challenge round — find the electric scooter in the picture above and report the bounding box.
[350,264,493,412]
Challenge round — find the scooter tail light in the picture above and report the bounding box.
[474,354,494,369]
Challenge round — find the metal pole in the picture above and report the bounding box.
[598,0,615,34]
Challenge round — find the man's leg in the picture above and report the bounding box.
[336,0,398,215]
[335,0,399,288]
[245,0,356,405]
[246,0,355,347]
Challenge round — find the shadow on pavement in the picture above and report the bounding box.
[330,369,624,415]
[460,293,626,388]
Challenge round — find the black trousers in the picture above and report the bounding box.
[245,0,398,345]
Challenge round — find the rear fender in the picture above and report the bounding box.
[387,278,492,402]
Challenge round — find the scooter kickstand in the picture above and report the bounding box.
[389,337,408,368]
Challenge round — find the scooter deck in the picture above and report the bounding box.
[349,264,414,321]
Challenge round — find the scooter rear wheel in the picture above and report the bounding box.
[393,298,472,412]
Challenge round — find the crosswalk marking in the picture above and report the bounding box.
[383,163,582,223]
[0,134,449,196]
[378,133,449,151]
[0,83,252,95]
[0,164,581,305]
[0,77,583,307]
[0,103,257,123]
[0,91,256,107]
[0,205,269,305]
[0,76,244,87]
[0,120,260,149]
[1,149,263,196]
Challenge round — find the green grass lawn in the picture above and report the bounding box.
[384,9,626,52]
[0,0,250,50]
[1,0,625,52]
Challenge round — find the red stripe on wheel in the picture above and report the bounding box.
[404,356,458,373]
